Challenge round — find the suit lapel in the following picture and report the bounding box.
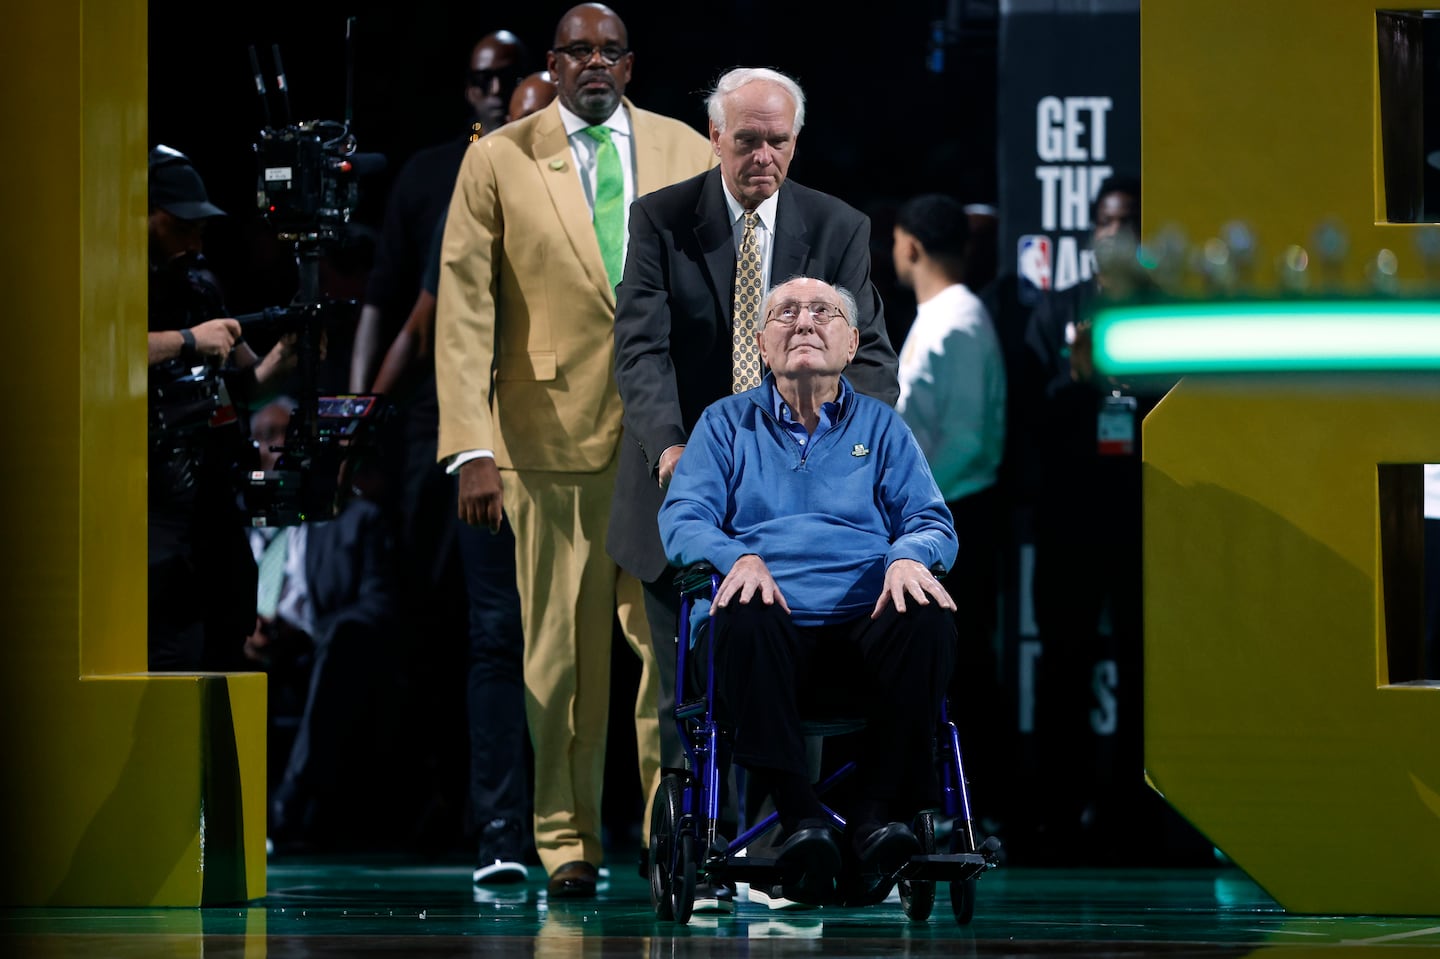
[695,169,737,310]
[533,102,613,301]
[772,184,811,283]
[630,99,669,198]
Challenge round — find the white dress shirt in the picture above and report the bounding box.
[896,283,1007,502]
[557,101,637,249]
[248,524,315,638]
[720,185,780,295]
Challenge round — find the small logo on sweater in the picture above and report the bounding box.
[851,444,870,457]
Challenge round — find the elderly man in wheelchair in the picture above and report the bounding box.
[654,276,985,919]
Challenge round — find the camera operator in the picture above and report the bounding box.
[148,144,294,671]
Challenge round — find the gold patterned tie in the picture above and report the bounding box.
[731,211,763,392]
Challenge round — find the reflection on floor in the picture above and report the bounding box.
[4,856,1440,958]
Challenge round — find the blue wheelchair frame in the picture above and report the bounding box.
[647,562,1000,924]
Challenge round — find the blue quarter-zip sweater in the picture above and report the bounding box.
[659,374,958,627]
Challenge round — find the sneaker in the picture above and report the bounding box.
[473,818,528,886]
[748,882,818,911]
[473,859,528,885]
[693,879,737,914]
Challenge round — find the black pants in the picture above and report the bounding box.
[710,600,956,817]
[642,573,685,769]
[270,618,382,839]
[457,513,531,848]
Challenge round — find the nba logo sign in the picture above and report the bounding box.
[1018,235,1052,290]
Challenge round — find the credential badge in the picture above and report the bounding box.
[851,444,870,457]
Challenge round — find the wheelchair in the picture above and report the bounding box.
[648,562,1001,924]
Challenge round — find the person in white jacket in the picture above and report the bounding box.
[891,192,1007,827]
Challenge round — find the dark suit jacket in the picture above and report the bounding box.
[303,498,396,646]
[609,167,900,582]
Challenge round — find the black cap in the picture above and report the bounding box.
[149,146,225,220]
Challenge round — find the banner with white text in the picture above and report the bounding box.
[998,0,1140,296]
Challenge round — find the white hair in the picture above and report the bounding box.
[705,67,806,135]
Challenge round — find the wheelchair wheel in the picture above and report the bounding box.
[670,831,697,924]
[899,810,936,921]
[949,876,977,924]
[649,774,682,920]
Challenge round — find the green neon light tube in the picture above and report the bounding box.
[1092,300,1440,374]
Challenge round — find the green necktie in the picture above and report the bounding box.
[582,125,624,289]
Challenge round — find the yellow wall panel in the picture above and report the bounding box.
[1142,0,1434,289]
[1143,0,1440,914]
[0,0,265,906]
[1144,379,1440,914]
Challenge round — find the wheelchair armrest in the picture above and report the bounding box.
[673,561,718,598]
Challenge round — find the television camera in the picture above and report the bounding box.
[240,20,390,527]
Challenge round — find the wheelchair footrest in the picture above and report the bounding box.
[893,853,991,883]
[704,857,788,883]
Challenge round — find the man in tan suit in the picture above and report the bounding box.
[435,2,713,897]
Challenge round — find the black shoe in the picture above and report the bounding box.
[747,882,819,911]
[852,821,920,877]
[546,860,599,898]
[474,818,528,885]
[836,870,894,907]
[692,878,737,914]
[473,858,527,884]
[775,819,841,904]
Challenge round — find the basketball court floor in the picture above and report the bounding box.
[5,855,1438,957]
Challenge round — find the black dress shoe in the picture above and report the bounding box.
[692,878,737,914]
[775,820,841,904]
[852,821,920,876]
[546,860,599,898]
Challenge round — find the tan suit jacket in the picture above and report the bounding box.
[436,97,716,471]
[434,96,713,871]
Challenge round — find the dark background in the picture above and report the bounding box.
[149,0,1000,332]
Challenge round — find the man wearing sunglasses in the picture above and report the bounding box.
[435,3,714,900]
[343,25,533,892]
[352,30,529,393]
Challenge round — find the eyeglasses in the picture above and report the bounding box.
[552,43,631,66]
[765,301,847,327]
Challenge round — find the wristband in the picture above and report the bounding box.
[179,328,198,363]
